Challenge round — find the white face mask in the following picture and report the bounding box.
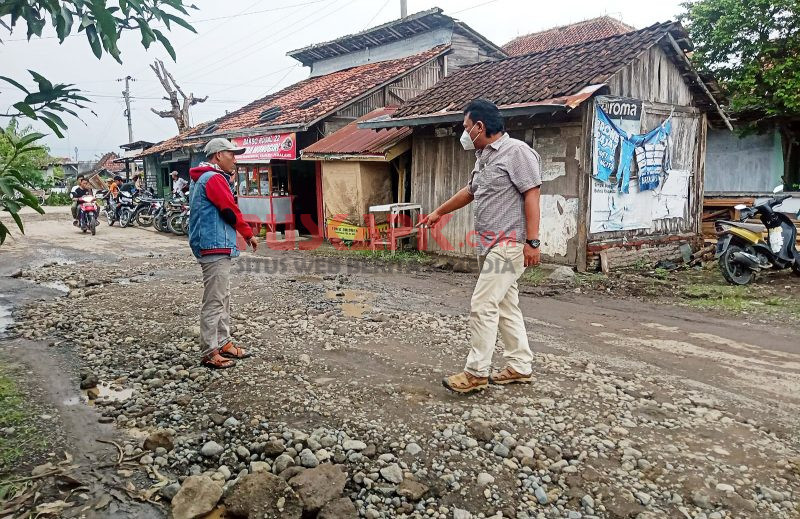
[460,124,479,151]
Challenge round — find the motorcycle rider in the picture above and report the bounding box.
[69,174,86,224]
[70,177,92,226]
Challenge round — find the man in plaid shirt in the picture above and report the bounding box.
[419,99,542,394]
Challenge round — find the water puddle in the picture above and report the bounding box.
[78,382,134,406]
[30,252,76,268]
[39,280,70,293]
[0,304,13,336]
[326,289,374,318]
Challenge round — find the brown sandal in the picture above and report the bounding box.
[489,366,532,385]
[442,371,488,394]
[220,341,252,359]
[202,351,236,369]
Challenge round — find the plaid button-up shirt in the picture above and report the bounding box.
[467,133,542,255]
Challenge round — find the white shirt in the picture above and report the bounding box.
[172,177,188,194]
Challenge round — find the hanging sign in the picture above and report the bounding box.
[232,133,297,161]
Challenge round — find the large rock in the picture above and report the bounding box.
[225,472,302,519]
[318,497,358,519]
[397,479,429,501]
[466,420,493,442]
[288,464,347,512]
[143,430,174,452]
[549,266,576,283]
[380,463,403,484]
[201,441,224,458]
[171,476,222,519]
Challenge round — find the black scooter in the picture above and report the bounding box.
[715,186,800,285]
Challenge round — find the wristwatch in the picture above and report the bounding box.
[526,239,541,249]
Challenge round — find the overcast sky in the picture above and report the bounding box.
[0,0,686,161]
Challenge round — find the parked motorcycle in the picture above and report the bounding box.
[76,193,99,235]
[135,197,163,227]
[167,200,190,235]
[715,186,800,285]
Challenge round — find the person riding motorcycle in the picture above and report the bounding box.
[69,174,86,224]
[70,177,93,226]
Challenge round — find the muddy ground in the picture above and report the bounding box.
[0,207,799,519]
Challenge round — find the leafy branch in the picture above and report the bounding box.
[0,129,46,244]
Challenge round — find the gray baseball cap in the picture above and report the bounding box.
[204,137,246,157]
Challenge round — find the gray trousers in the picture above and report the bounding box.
[199,257,232,357]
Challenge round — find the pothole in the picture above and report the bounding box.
[0,304,13,336]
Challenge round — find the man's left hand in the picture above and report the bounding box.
[524,244,540,267]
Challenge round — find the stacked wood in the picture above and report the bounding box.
[689,244,715,266]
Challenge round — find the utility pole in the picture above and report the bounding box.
[117,76,135,144]
[400,0,407,18]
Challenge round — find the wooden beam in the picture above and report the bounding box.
[664,34,733,131]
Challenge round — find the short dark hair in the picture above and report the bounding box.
[464,99,504,136]
[76,174,85,181]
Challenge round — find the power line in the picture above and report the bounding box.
[362,0,392,31]
[451,0,502,15]
[134,0,343,95]
[178,0,355,85]
[203,64,300,97]
[258,64,301,99]
[1,0,335,43]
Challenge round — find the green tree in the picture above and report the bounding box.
[0,119,52,187]
[0,0,197,243]
[680,0,800,185]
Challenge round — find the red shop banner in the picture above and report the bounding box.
[232,133,296,161]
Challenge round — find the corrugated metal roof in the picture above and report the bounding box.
[302,107,410,158]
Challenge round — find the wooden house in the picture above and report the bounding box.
[362,22,731,270]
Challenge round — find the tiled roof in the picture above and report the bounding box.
[136,123,211,158]
[92,152,126,173]
[191,46,449,138]
[301,107,410,158]
[395,23,677,118]
[503,16,635,56]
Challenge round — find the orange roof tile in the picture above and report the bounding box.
[503,16,634,56]
[191,46,449,138]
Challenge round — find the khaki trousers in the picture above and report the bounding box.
[464,242,533,377]
[199,258,232,357]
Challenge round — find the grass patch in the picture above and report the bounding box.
[576,272,609,287]
[352,249,432,264]
[0,365,47,471]
[682,283,800,318]
[520,267,548,286]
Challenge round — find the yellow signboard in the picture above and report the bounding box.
[326,219,388,242]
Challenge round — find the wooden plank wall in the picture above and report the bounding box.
[449,32,494,71]
[333,57,445,121]
[588,41,705,247]
[412,132,476,256]
[605,44,693,106]
[411,120,583,263]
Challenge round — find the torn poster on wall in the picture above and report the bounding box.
[591,96,648,232]
[592,102,672,193]
[651,169,690,220]
[590,97,681,233]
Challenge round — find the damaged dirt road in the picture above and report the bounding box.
[1,208,799,519]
